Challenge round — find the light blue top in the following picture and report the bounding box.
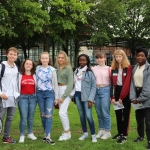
[36,66,52,91]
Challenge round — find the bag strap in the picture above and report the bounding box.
[0,63,5,90]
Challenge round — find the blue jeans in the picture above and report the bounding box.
[36,90,54,137]
[75,91,95,135]
[18,94,37,135]
[95,86,111,131]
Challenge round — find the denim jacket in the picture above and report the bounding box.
[70,70,96,102]
[130,61,150,108]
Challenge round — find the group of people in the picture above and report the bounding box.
[0,46,150,150]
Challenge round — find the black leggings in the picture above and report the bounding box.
[114,85,131,136]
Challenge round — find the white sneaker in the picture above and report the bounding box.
[19,136,25,143]
[96,130,105,138]
[92,134,97,143]
[58,132,71,141]
[79,133,88,140]
[27,133,37,140]
[101,132,111,140]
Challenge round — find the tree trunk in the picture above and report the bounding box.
[21,42,27,59]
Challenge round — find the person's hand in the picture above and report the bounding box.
[59,99,64,104]
[88,101,92,108]
[119,99,122,104]
[132,99,138,104]
[111,99,117,105]
[54,100,58,105]
[0,93,8,100]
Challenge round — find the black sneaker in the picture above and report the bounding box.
[117,136,127,144]
[42,137,46,141]
[45,138,55,145]
[112,134,121,140]
[2,136,16,144]
[134,137,144,142]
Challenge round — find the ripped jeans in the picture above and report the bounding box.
[36,90,54,137]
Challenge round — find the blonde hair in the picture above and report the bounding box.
[56,51,72,68]
[111,49,130,69]
[7,47,19,55]
[96,52,106,58]
[37,52,53,66]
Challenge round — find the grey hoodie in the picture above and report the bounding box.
[130,61,150,108]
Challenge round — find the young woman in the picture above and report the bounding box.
[130,46,150,149]
[0,47,20,143]
[71,54,97,142]
[111,49,132,144]
[36,52,58,145]
[18,59,37,143]
[92,52,111,140]
[55,51,73,141]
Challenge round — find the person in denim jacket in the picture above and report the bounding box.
[71,54,97,142]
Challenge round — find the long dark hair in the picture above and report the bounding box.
[75,54,91,74]
[20,59,36,75]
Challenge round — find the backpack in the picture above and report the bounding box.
[0,63,5,91]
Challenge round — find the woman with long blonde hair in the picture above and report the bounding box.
[55,51,73,141]
[111,49,132,144]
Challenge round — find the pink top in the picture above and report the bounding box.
[92,65,111,85]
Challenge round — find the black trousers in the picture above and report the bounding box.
[144,108,150,142]
[135,87,144,138]
[114,85,131,136]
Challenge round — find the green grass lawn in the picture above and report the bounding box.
[0,102,147,150]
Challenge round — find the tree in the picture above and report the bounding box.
[0,0,50,58]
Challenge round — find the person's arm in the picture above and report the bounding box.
[61,67,74,100]
[129,68,137,102]
[88,72,96,103]
[119,65,132,100]
[110,69,115,100]
[137,67,150,102]
[52,70,59,100]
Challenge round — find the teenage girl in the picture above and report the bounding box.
[130,46,150,149]
[92,52,111,140]
[36,52,58,145]
[71,54,97,142]
[111,49,132,144]
[55,51,73,141]
[18,59,37,143]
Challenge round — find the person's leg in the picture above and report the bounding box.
[27,94,37,135]
[83,101,97,142]
[75,91,87,133]
[18,95,28,136]
[122,96,131,137]
[94,88,104,130]
[36,91,46,132]
[44,91,54,137]
[144,108,150,149]
[135,109,144,138]
[59,86,71,132]
[4,107,16,137]
[99,86,111,139]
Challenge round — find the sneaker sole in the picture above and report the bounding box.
[58,137,71,141]
[2,142,16,144]
[27,137,37,140]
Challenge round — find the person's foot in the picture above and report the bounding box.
[134,136,144,142]
[92,134,97,143]
[42,137,46,141]
[58,132,71,141]
[2,136,16,144]
[19,136,25,143]
[101,132,111,140]
[27,133,37,140]
[45,138,55,145]
[79,133,88,140]
[117,136,127,144]
[96,130,105,138]
[112,134,121,140]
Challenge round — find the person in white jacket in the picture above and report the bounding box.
[0,47,20,143]
[18,59,37,143]
[36,52,58,145]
